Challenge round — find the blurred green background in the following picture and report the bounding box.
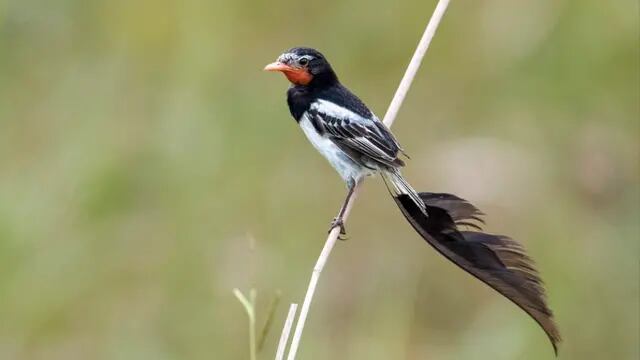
[0,0,638,359]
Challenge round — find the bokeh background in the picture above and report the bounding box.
[0,0,638,359]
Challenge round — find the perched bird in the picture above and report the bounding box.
[265,47,560,353]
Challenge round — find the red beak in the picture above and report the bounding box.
[264,61,313,85]
[264,62,295,72]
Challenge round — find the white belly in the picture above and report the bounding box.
[299,114,372,183]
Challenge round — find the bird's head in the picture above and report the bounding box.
[264,47,337,87]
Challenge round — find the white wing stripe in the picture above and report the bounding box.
[310,99,371,123]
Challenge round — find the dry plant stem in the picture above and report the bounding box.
[275,304,298,360]
[382,0,451,126]
[285,1,451,359]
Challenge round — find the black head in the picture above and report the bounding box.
[264,47,338,87]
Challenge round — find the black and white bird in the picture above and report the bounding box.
[265,47,560,353]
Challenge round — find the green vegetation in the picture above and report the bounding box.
[0,0,637,359]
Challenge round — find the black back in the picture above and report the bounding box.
[287,83,373,122]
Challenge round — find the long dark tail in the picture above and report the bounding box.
[393,192,561,354]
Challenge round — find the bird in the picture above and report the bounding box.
[265,47,560,354]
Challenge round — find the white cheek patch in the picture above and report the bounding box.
[278,53,315,67]
[278,53,298,64]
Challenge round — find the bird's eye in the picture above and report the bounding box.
[299,58,309,66]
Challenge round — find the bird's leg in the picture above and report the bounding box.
[329,179,358,240]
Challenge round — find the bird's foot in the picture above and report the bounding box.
[328,217,348,241]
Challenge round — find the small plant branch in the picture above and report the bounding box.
[233,288,257,360]
[283,1,451,359]
[258,290,282,352]
[275,303,298,360]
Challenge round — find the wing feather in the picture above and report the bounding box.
[309,101,405,168]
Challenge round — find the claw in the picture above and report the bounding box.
[328,217,347,240]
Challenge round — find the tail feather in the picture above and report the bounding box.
[382,170,425,213]
[419,192,485,226]
[393,192,561,354]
